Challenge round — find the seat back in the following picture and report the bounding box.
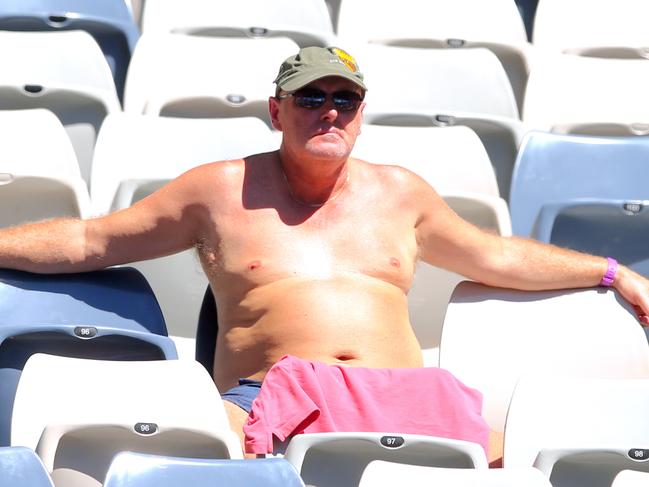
[359,460,552,487]
[509,132,649,236]
[0,268,174,447]
[104,453,304,487]
[0,30,120,183]
[523,54,649,133]
[504,375,649,487]
[361,45,519,120]
[352,125,499,196]
[12,355,237,454]
[531,198,649,278]
[124,34,297,122]
[0,446,53,487]
[337,0,527,46]
[141,0,333,46]
[0,0,140,100]
[533,0,649,58]
[284,432,487,487]
[439,282,649,432]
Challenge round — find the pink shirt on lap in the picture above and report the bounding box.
[243,355,489,455]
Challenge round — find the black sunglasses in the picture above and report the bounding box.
[279,88,364,112]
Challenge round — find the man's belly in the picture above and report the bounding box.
[212,274,423,391]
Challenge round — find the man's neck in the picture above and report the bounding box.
[277,148,351,207]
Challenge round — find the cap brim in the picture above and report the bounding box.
[279,68,367,93]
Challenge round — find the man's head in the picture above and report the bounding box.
[270,47,367,162]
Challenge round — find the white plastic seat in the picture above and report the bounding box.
[337,0,530,110]
[359,45,525,197]
[91,114,277,338]
[0,446,54,487]
[531,198,649,278]
[0,31,121,185]
[509,132,649,237]
[104,453,305,487]
[523,53,649,135]
[358,460,552,487]
[11,354,241,486]
[0,0,140,101]
[439,282,649,435]
[352,125,500,197]
[612,469,649,487]
[284,432,488,487]
[141,0,334,47]
[0,109,91,223]
[504,375,649,487]
[0,176,90,226]
[124,34,298,126]
[533,0,649,60]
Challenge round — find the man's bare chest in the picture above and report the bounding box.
[202,203,419,293]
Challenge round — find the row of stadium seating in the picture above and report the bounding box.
[6,108,649,346]
[1,266,649,487]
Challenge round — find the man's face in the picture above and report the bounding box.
[269,76,366,162]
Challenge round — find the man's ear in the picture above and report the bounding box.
[268,97,283,131]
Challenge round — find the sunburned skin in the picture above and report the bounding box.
[194,152,425,393]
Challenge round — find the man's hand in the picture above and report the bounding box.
[613,265,649,326]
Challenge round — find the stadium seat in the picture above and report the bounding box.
[509,131,649,237]
[104,453,305,487]
[0,0,139,101]
[0,109,91,224]
[531,198,649,278]
[504,375,649,487]
[284,432,488,487]
[352,125,500,197]
[12,354,241,486]
[612,469,649,487]
[0,30,121,185]
[91,114,277,338]
[533,0,649,59]
[336,0,530,110]
[438,282,649,435]
[0,446,54,487]
[358,460,552,487]
[141,0,334,47]
[0,267,176,447]
[124,34,297,124]
[523,53,649,135]
[359,45,525,198]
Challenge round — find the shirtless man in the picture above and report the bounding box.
[1,47,649,461]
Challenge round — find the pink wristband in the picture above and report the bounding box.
[599,257,618,287]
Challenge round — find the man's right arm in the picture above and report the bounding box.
[0,163,215,274]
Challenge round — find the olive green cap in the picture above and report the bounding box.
[274,46,367,93]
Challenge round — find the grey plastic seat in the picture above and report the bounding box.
[103,453,305,487]
[0,0,140,100]
[532,198,649,278]
[510,132,649,236]
[0,446,54,487]
[0,267,177,447]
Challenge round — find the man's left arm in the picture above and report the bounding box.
[413,179,649,324]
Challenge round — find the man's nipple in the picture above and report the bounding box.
[248,260,262,270]
[389,257,401,268]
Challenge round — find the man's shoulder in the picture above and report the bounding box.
[187,151,276,184]
[352,157,426,187]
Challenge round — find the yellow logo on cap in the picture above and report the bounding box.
[332,48,359,73]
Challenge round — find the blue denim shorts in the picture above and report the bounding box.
[221,378,263,413]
